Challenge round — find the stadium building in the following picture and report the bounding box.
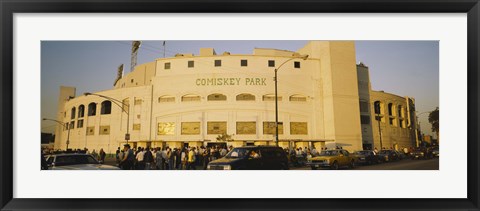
[52,41,418,154]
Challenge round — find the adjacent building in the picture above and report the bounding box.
[52,41,418,154]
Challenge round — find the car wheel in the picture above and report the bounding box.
[311,166,317,170]
[349,160,355,169]
[330,161,338,170]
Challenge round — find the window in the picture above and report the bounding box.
[207,93,227,101]
[360,115,370,124]
[100,100,112,115]
[134,98,142,105]
[131,79,134,83]
[359,101,369,113]
[263,94,282,101]
[290,122,308,135]
[77,119,84,128]
[241,60,248,67]
[214,60,222,67]
[236,93,255,101]
[207,122,227,134]
[289,95,307,102]
[164,62,171,69]
[86,127,95,135]
[388,103,395,116]
[181,122,201,135]
[263,122,283,135]
[78,105,85,118]
[268,60,275,67]
[294,61,301,68]
[99,126,110,135]
[71,107,76,119]
[70,121,75,129]
[87,103,96,116]
[158,122,175,135]
[188,60,194,68]
[133,124,141,131]
[158,96,175,103]
[236,122,256,135]
[398,105,403,118]
[182,94,201,102]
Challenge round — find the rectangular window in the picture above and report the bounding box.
[214,60,222,67]
[207,122,227,134]
[359,101,369,113]
[294,61,301,68]
[236,122,256,135]
[360,115,371,124]
[268,60,275,67]
[263,122,283,135]
[70,121,75,129]
[263,95,282,101]
[181,122,201,135]
[65,122,69,130]
[164,62,171,69]
[158,122,175,135]
[86,126,95,135]
[290,122,308,135]
[77,119,84,128]
[188,60,194,68]
[99,126,110,135]
[241,60,248,67]
[133,124,141,131]
[134,99,142,105]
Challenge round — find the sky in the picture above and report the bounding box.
[41,41,439,137]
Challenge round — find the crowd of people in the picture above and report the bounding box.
[115,144,232,170]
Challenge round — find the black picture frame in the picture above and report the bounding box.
[1,0,479,210]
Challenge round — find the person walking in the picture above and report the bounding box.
[187,148,196,170]
[120,144,134,170]
[155,147,163,170]
[143,147,154,170]
[136,147,145,170]
[99,148,106,164]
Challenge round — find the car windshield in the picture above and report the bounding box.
[319,150,338,156]
[54,155,99,166]
[225,148,250,158]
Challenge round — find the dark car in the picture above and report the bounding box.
[377,150,399,162]
[353,150,378,165]
[410,150,426,160]
[206,146,289,170]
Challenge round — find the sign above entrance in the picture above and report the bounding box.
[196,78,267,86]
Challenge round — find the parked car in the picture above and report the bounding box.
[395,150,407,160]
[45,154,120,170]
[353,150,378,165]
[307,149,356,170]
[430,146,439,157]
[410,150,426,160]
[206,146,289,170]
[377,150,399,162]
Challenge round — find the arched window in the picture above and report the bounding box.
[78,105,85,118]
[88,103,96,116]
[263,94,281,101]
[236,93,255,101]
[182,94,201,102]
[101,100,112,115]
[158,95,175,103]
[289,94,307,102]
[207,93,227,101]
[373,101,385,122]
[71,107,76,119]
[397,105,403,118]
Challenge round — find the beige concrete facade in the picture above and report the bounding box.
[53,41,417,154]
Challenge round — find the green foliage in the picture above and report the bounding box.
[216,133,234,142]
[428,107,439,136]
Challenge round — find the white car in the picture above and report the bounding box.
[44,154,120,170]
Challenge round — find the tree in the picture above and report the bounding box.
[216,133,234,142]
[428,107,439,140]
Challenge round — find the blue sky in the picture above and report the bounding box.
[41,41,439,137]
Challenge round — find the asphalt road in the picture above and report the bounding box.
[291,158,439,170]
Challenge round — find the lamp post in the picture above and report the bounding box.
[274,54,309,147]
[84,92,130,144]
[43,118,70,151]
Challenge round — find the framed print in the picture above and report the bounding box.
[1,0,479,210]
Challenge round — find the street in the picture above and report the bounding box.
[292,158,439,170]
